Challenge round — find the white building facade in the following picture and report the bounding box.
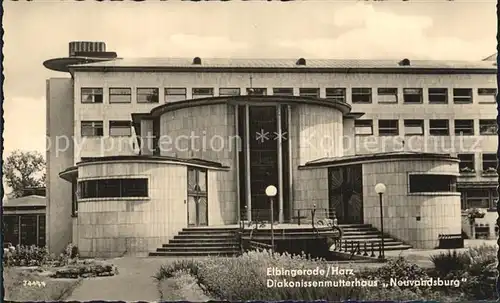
[45,42,497,256]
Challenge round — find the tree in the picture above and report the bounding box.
[3,150,46,198]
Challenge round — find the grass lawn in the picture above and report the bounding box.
[3,267,82,301]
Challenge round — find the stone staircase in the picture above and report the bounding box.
[149,227,240,257]
[338,224,412,251]
[149,223,411,257]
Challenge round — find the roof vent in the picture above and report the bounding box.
[296,58,306,66]
[193,57,202,65]
[399,58,411,66]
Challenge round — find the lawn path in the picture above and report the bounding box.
[66,257,171,301]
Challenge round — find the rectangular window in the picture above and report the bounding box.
[81,121,104,137]
[165,88,187,103]
[409,174,457,193]
[72,181,78,217]
[109,88,132,103]
[137,88,159,103]
[325,88,346,102]
[465,189,491,209]
[428,88,448,104]
[378,120,399,136]
[81,88,103,103]
[403,88,423,104]
[192,88,214,99]
[299,88,320,98]
[352,88,372,104]
[247,88,267,96]
[429,120,449,136]
[479,119,497,135]
[79,178,148,199]
[354,120,373,136]
[273,88,294,96]
[404,120,424,135]
[109,121,132,137]
[458,154,475,173]
[3,215,19,245]
[482,153,497,172]
[219,88,241,96]
[377,88,398,104]
[453,88,473,104]
[478,88,497,103]
[454,120,474,136]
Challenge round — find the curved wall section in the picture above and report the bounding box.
[362,159,461,249]
[293,104,344,165]
[76,161,188,257]
[159,103,238,224]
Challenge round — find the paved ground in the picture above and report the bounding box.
[66,257,174,301]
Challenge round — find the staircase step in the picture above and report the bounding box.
[341,236,393,241]
[174,235,236,240]
[183,228,239,232]
[178,230,236,237]
[165,242,238,247]
[169,238,238,244]
[150,250,239,256]
[163,243,238,248]
[157,246,238,252]
[342,230,380,236]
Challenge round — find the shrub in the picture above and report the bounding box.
[3,245,49,267]
[460,245,497,300]
[430,250,471,276]
[359,257,430,293]
[52,261,118,279]
[428,245,497,300]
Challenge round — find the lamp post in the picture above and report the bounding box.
[375,183,386,260]
[265,185,278,253]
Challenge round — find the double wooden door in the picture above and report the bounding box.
[187,168,208,226]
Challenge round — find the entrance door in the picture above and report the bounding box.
[187,167,208,226]
[328,165,364,224]
[249,106,279,221]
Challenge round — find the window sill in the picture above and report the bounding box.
[408,192,461,196]
[479,134,497,136]
[404,134,424,136]
[481,172,498,177]
[78,197,151,202]
[428,102,449,105]
[377,102,398,104]
[459,172,477,177]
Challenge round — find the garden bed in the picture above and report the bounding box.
[154,245,497,301]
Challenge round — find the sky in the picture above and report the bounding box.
[2,0,497,158]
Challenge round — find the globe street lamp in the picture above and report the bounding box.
[375,183,387,260]
[265,185,278,253]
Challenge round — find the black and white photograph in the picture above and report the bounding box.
[1,0,498,301]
